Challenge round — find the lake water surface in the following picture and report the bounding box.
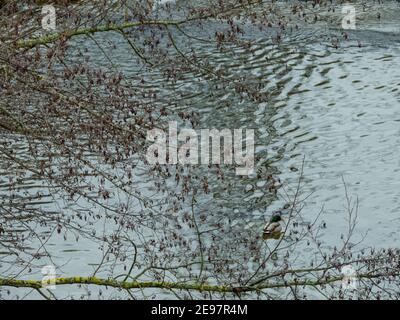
[1,0,400,299]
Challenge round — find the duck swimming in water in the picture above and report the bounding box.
[263,213,283,240]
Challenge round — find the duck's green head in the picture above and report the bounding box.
[270,215,282,223]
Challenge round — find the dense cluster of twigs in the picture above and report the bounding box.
[0,0,399,299]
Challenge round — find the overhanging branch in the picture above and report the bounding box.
[0,271,397,294]
[16,20,183,49]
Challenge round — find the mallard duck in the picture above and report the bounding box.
[262,213,283,240]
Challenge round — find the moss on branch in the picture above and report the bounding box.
[16,20,183,49]
[0,271,396,294]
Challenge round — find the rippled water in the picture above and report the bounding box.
[2,0,400,298]
[175,2,400,249]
